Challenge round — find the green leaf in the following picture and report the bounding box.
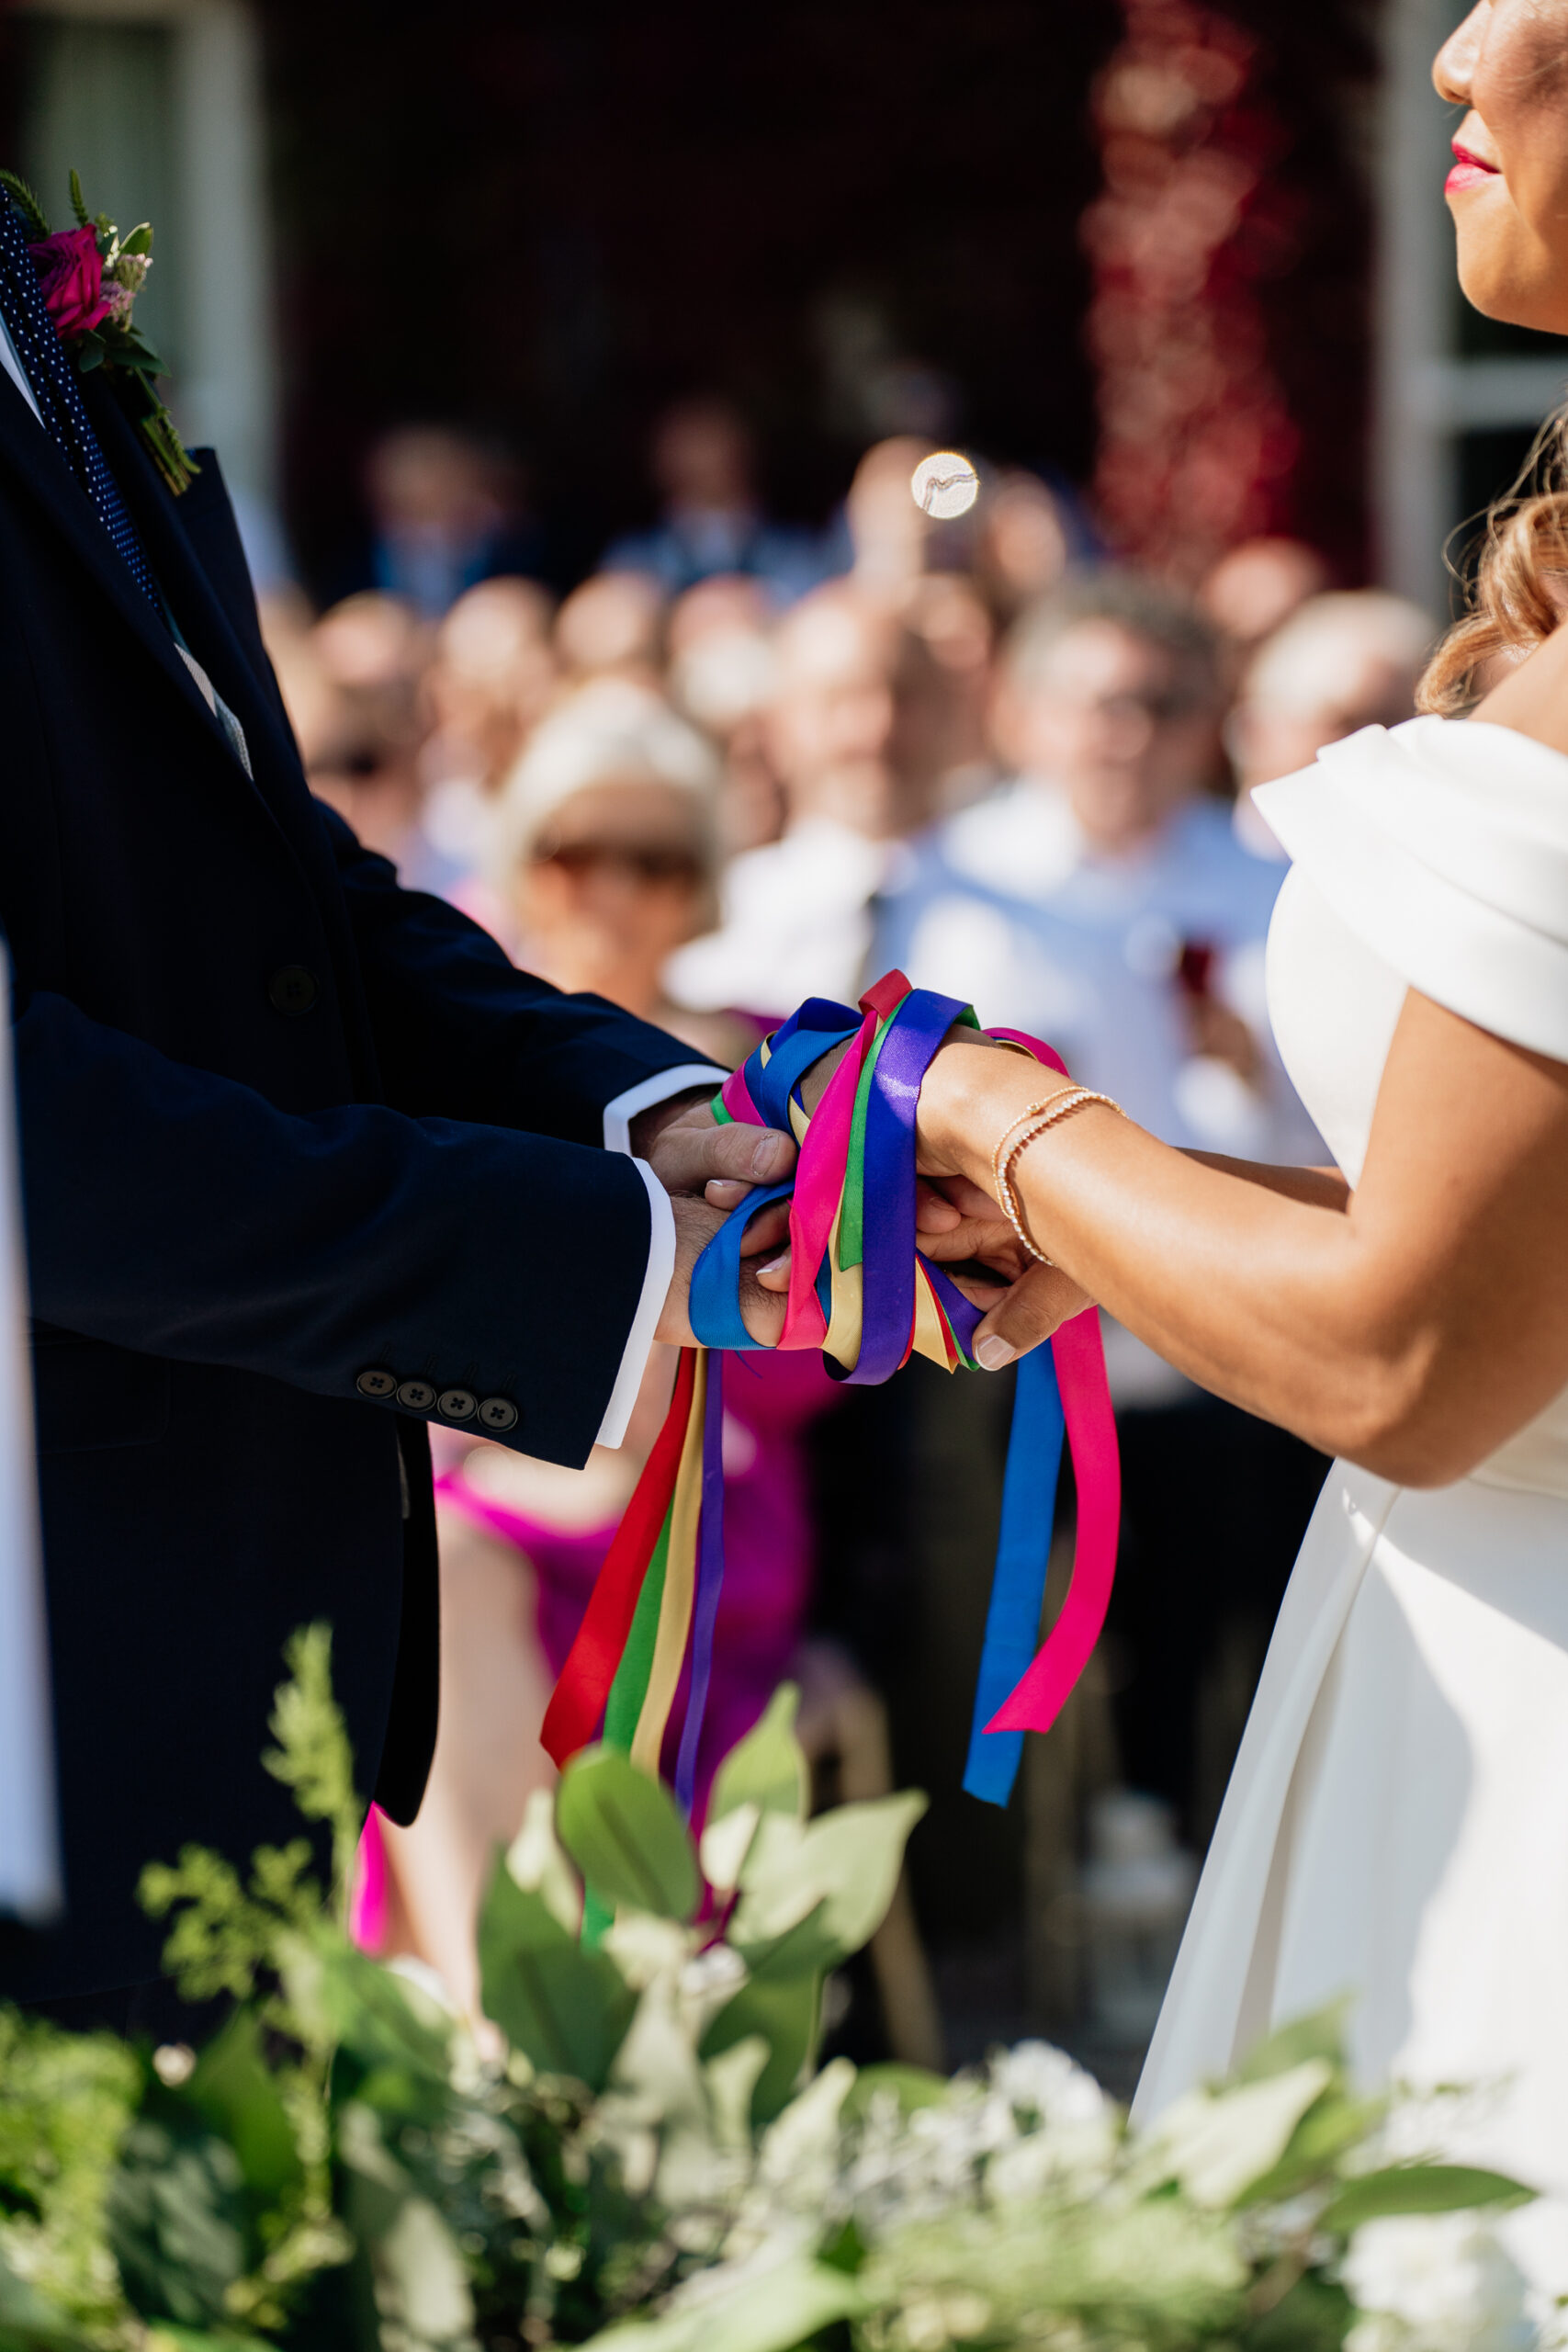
[477,1851,636,2089]
[0,2245,92,2350]
[73,337,104,374]
[1241,2270,1354,2352]
[185,2009,301,2202]
[119,221,153,256]
[729,1792,927,1972]
[582,2254,867,2352]
[700,1973,819,2126]
[104,2104,248,2328]
[1235,2000,1351,2086]
[141,2330,273,2352]
[1236,2088,1385,2210]
[708,1684,808,1826]
[310,1939,454,2119]
[264,1624,363,1918]
[841,2062,950,2122]
[555,1748,701,1922]
[67,171,87,228]
[110,328,167,374]
[0,172,50,241]
[505,1790,582,1935]
[730,1899,839,1984]
[1322,2162,1535,2236]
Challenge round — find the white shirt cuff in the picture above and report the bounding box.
[600,1065,727,1156]
[594,1065,726,1449]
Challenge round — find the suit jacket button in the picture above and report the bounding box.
[478,1396,518,1432]
[437,1387,477,1421]
[397,1378,436,1410]
[356,1367,397,1398]
[268,964,319,1015]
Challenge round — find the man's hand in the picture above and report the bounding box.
[631,1089,795,1348]
[630,1088,795,1209]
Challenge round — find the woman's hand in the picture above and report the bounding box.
[750,1021,1099,1363]
[914,1171,1093,1364]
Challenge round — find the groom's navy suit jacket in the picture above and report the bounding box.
[0,372,703,2000]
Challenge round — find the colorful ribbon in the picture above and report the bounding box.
[541,974,1121,1812]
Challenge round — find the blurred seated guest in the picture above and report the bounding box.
[840,434,941,594]
[604,395,830,605]
[555,570,667,690]
[904,572,998,809]
[666,583,948,1016]
[303,591,432,870]
[668,576,786,854]
[258,586,339,767]
[491,678,749,1068]
[338,424,547,619]
[1226,591,1434,858]
[972,468,1074,620]
[412,579,561,906]
[873,572,1328,1844]
[874,572,1308,1169]
[1198,536,1332,663]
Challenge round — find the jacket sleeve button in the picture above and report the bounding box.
[356,1367,398,1398]
[437,1388,477,1421]
[268,965,320,1016]
[478,1396,518,1432]
[396,1378,436,1410]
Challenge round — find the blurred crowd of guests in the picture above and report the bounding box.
[283,402,1436,2058]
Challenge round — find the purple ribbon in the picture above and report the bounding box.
[675,1352,728,1814]
[846,990,968,1385]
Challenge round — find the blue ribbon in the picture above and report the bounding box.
[694,985,1066,1810]
[962,1343,1066,1805]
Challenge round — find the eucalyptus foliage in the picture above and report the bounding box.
[0,1635,1538,2352]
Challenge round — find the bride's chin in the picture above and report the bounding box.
[1453,232,1568,338]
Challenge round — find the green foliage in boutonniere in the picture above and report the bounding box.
[0,164,199,494]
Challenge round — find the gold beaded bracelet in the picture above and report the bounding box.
[990,1087,1125,1266]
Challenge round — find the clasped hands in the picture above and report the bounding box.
[635,1032,1090,1366]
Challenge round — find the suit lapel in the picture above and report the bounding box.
[84,379,307,810]
[0,368,228,750]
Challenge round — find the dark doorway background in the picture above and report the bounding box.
[256,0,1122,595]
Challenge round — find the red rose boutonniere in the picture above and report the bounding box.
[0,165,198,494]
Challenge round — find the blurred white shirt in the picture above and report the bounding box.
[666,815,895,1019]
[873,776,1323,1408]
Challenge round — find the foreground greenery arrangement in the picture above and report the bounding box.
[0,1630,1538,2352]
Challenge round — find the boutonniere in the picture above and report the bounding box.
[0,166,199,495]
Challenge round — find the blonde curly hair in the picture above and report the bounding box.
[1418,408,1568,716]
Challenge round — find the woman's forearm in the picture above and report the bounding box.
[920,1017,1568,1486]
[933,1057,1387,1454]
[1186,1155,1351,1212]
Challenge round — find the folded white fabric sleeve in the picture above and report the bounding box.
[595,1065,726,1450]
[1254,716,1568,1063]
[0,959,61,1922]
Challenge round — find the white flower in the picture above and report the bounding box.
[990,2040,1109,2130]
[1342,2215,1536,2352]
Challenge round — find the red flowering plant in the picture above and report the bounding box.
[0,164,197,493]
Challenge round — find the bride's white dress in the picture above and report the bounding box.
[1132,717,1568,2291]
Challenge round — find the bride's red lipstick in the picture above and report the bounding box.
[1448,141,1501,196]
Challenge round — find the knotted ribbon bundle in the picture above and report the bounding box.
[542,972,1121,1812]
